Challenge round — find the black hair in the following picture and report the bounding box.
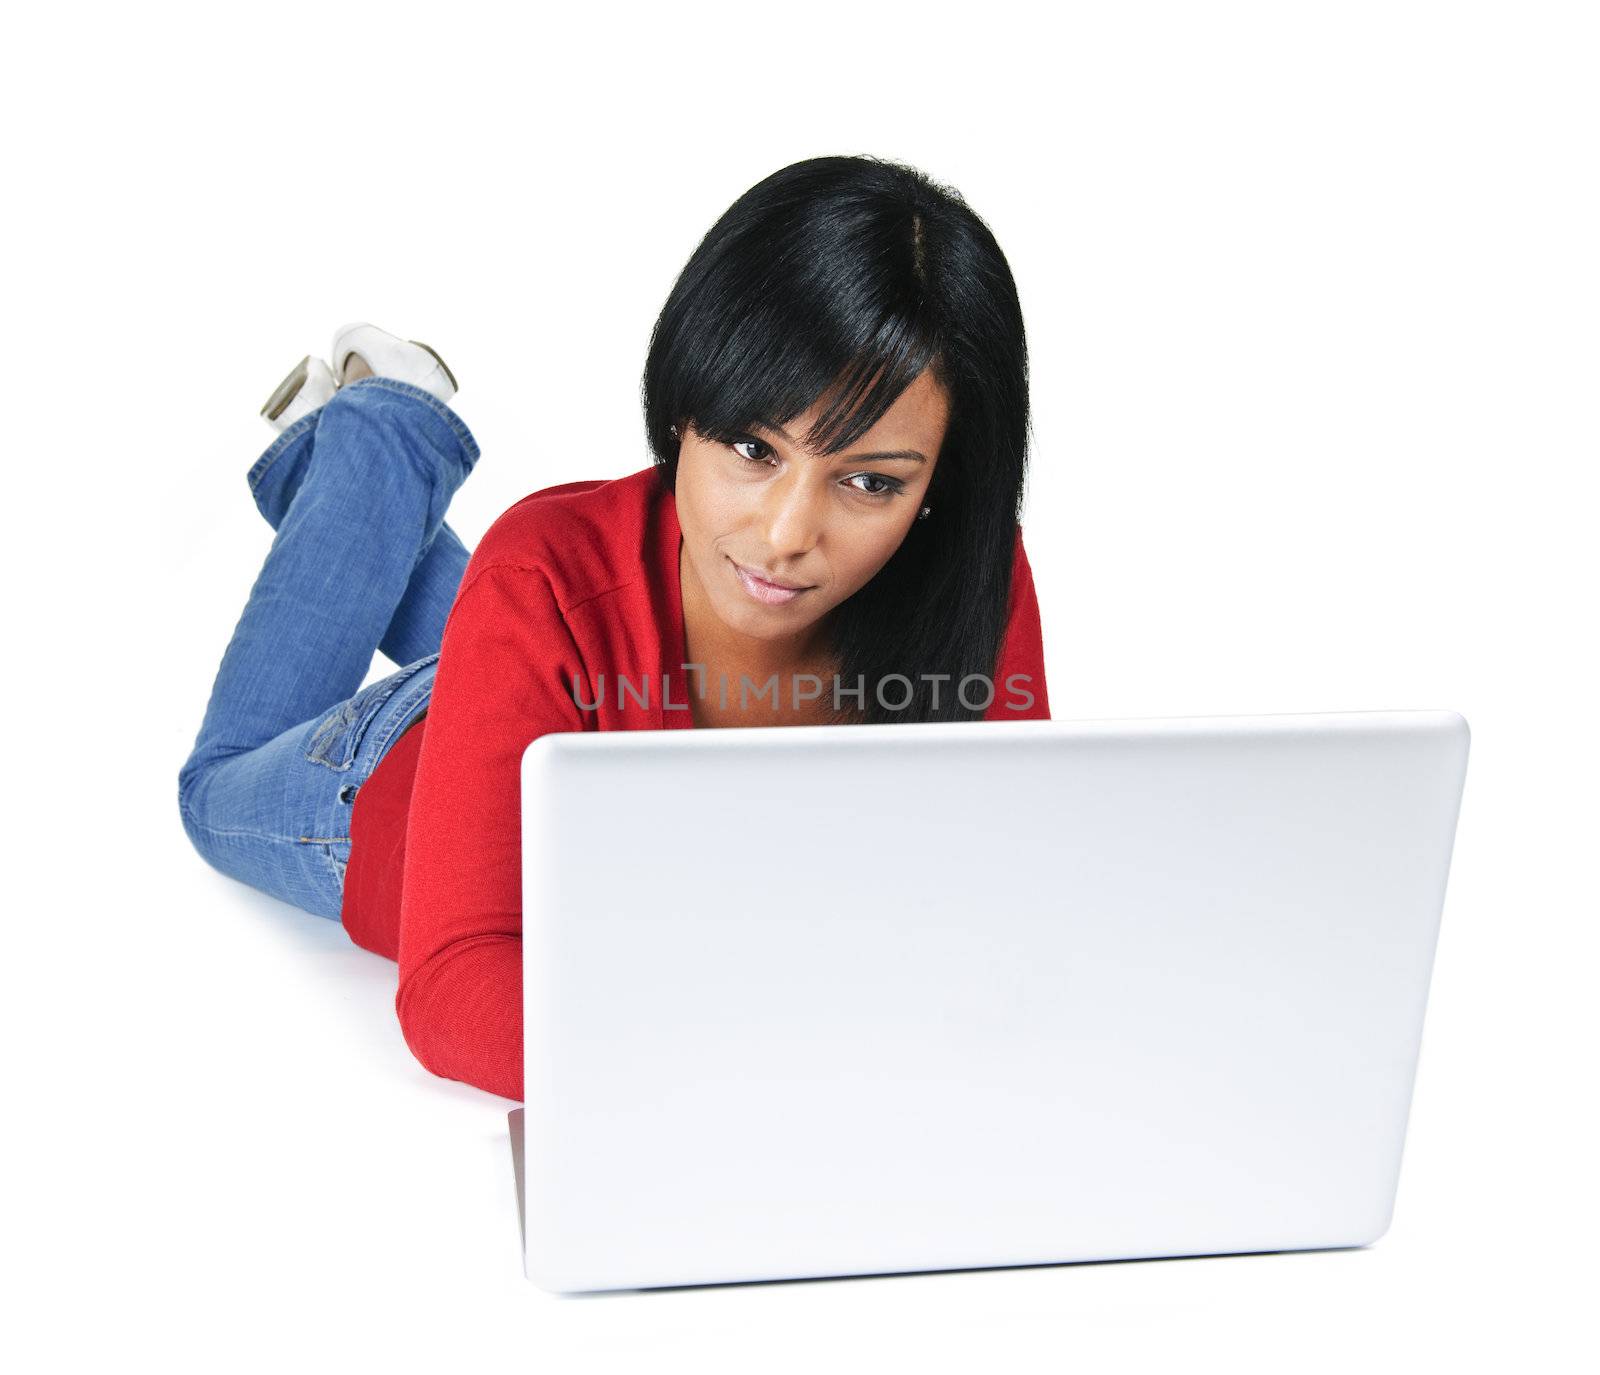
[641,153,1031,724]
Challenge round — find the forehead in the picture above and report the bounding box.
[773,366,951,453]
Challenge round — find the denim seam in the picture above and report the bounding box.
[304,706,363,773]
[337,376,482,464]
[321,843,348,890]
[247,409,321,496]
[180,796,347,847]
[363,673,436,763]
[306,655,440,774]
[304,653,439,773]
[248,377,480,509]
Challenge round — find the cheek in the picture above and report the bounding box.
[827,526,911,599]
[679,447,746,531]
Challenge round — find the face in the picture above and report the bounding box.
[674,366,950,665]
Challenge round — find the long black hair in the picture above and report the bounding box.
[641,154,1031,724]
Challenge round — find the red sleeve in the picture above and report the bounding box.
[395,561,587,1102]
[985,523,1051,721]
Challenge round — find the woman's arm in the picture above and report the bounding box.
[396,521,1046,1099]
[396,560,588,1101]
[985,524,1051,721]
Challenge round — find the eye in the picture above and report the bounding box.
[846,472,905,500]
[729,435,905,502]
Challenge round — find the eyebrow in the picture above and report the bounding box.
[753,421,927,465]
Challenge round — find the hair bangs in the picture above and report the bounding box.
[800,313,944,456]
[670,239,944,458]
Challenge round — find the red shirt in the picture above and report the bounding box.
[342,466,1052,1101]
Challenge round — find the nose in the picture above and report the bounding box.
[760,471,825,560]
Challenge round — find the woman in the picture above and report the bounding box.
[177,154,1052,1102]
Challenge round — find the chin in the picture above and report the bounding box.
[724,598,820,638]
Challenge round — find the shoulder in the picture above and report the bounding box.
[462,465,668,612]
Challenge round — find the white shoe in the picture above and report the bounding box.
[260,355,339,433]
[329,322,459,405]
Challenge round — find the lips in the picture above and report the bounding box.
[730,557,813,607]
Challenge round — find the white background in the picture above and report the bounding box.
[5,1,1595,1369]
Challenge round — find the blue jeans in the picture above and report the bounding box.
[177,377,480,921]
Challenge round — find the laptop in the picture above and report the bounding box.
[508,708,1470,1293]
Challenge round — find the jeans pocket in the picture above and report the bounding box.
[305,653,440,772]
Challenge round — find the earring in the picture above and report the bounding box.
[917,505,931,520]
[669,424,680,440]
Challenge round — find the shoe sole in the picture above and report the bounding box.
[408,339,459,394]
[261,355,310,421]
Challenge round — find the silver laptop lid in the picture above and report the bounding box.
[517,709,1470,1292]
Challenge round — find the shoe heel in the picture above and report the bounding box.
[408,340,458,394]
[260,355,311,421]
